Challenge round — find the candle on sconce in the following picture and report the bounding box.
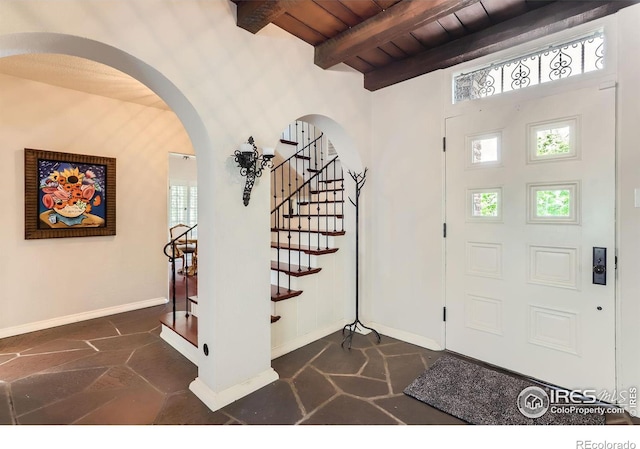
[262,147,275,157]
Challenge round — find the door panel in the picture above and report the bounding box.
[445,85,616,392]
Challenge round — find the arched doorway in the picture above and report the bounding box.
[0,32,208,344]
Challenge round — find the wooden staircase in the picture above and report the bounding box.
[269,132,345,325]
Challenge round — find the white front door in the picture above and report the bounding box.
[445,84,616,392]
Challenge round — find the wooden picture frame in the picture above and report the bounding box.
[24,148,116,239]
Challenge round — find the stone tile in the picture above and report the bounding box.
[377,341,432,357]
[86,366,148,392]
[127,340,196,394]
[361,347,387,381]
[41,348,133,373]
[386,353,427,394]
[17,389,116,425]
[89,332,158,352]
[107,304,169,331]
[106,306,156,324]
[375,334,403,345]
[321,329,383,349]
[339,331,381,350]
[272,339,329,379]
[375,394,468,425]
[0,383,14,424]
[52,318,120,341]
[606,412,633,425]
[0,327,72,354]
[0,354,17,365]
[292,367,337,414]
[301,395,399,425]
[108,310,166,335]
[11,367,107,416]
[222,380,303,424]
[320,330,346,345]
[331,375,389,398]
[21,339,92,355]
[74,383,164,425]
[0,349,95,382]
[423,350,445,367]
[311,344,367,375]
[155,391,231,425]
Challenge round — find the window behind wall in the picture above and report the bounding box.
[169,184,197,236]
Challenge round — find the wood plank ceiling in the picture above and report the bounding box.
[231,0,636,91]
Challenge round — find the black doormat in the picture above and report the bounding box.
[404,354,610,425]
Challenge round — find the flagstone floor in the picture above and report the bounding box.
[0,303,636,425]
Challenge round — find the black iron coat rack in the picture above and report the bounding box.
[342,168,381,349]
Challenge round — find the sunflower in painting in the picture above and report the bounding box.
[41,164,102,223]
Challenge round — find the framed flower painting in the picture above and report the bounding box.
[24,148,116,239]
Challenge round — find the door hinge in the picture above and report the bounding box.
[615,256,618,270]
[442,137,446,152]
[443,223,447,238]
[443,307,447,322]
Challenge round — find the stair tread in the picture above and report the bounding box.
[310,188,344,193]
[271,260,321,276]
[294,154,311,160]
[271,242,339,255]
[159,312,197,347]
[271,284,303,301]
[298,200,345,205]
[280,139,298,146]
[282,213,344,218]
[319,179,344,183]
[271,227,345,236]
[271,315,281,323]
[307,168,321,173]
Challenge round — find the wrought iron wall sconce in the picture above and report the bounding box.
[233,136,275,206]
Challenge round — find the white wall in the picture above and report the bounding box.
[0,72,192,334]
[369,73,445,349]
[615,3,640,416]
[0,0,371,410]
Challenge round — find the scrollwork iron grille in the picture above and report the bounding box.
[454,31,604,103]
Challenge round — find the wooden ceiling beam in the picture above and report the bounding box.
[314,0,482,69]
[236,0,304,34]
[364,1,634,91]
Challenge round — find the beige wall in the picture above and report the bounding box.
[0,73,192,334]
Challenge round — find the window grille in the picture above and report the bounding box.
[453,31,604,104]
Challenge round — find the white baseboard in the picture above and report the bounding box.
[160,324,199,365]
[271,321,345,359]
[0,297,168,339]
[368,321,444,351]
[189,368,279,412]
